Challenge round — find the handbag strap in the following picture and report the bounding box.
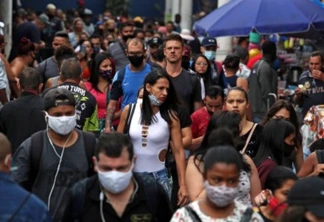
[240,123,258,154]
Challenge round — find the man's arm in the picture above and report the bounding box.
[0,88,8,105]
[105,100,117,132]
[12,138,33,190]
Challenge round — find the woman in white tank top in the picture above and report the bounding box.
[117,69,189,206]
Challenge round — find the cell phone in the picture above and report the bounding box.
[80,45,86,55]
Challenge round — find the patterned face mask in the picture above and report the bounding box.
[204,181,239,207]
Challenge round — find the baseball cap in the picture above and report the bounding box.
[223,54,240,69]
[84,8,92,15]
[148,37,163,47]
[44,88,76,111]
[39,14,50,26]
[46,3,56,10]
[202,37,217,47]
[133,16,143,23]
[287,177,324,218]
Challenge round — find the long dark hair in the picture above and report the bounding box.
[88,52,116,92]
[194,111,250,172]
[190,54,213,87]
[254,119,296,166]
[200,110,241,150]
[141,69,179,125]
[260,100,301,148]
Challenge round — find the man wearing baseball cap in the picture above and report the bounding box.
[201,37,222,86]
[12,88,96,221]
[147,36,163,66]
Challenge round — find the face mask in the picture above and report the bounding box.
[144,37,150,43]
[283,142,294,157]
[108,28,115,32]
[46,112,77,135]
[98,164,133,194]
[128,55,144,67]
[204,181,239,207]
[268,196,288,217]
[122,35,133,43]
[204,51,216,61]
[100,70,113,81]
[148,94,162,106]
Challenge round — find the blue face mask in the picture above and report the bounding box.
[148,94,162,106]
[204,51,216,61]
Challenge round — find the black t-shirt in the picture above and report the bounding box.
[167,69,202,114]
[239,124,263,158]
[177,106,192,128]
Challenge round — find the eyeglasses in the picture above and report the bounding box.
[196,62,208,66]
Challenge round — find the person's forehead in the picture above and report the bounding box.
[128,43,144,51]
[48,104,75,113]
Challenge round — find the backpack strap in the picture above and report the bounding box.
[240,123,258,154]
[82,131,97,177]
[184,206,202,222]
[71,177,89,221]
[29,130,45,191]
[71,176,97,221]
[135,174,159,219]
[123,103,136,134]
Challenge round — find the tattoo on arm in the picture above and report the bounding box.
[105,107,116,127]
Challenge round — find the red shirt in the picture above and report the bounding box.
[257,158,277,189]
[191,107,211,139]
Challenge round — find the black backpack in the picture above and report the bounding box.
[70,173,162,221]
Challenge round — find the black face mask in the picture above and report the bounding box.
[283,142,294,157]
[128,55,144,67]
[108,28,115,33]
[122,35,133,43]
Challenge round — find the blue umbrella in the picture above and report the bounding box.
[194,0,324,38]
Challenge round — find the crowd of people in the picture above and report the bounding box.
[1,2,324,222]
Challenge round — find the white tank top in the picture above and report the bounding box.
[129,103,170,172]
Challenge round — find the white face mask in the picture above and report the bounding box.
[45,112,77,135]
[98,164,133,194]
[204,181,239,207]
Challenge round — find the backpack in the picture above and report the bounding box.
[71,173,161,221]
[28,130,96,191]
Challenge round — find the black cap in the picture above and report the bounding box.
[148,37,163,47]
[287,177,324,218]
[44,88,76,111]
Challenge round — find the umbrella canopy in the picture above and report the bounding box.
[194,0,324,38]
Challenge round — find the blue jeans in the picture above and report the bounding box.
[137,168,172,199]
